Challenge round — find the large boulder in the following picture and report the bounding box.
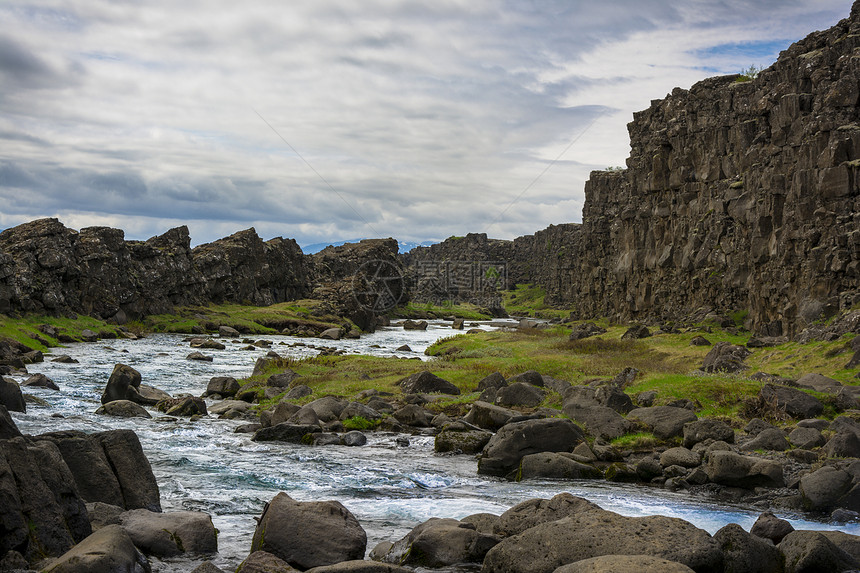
[0,437,92,560]
[759,384,823,419]
[204,376,240,397]
[562,405,633,440]
[251,492,366,570]
[95,430,161,512]
[0,404,21,439]
[683,418,735,448]
[237,550,296,573]
[701,342,751,373]
[434,426,493,454]
[156,396,208,417]
[553,555,695,573]
[713,523,782,573]
[96,400,152,419]
[381,517,499,567]
[252,423,321,443]
[796,373,843,394]
[627,406,698,439]
[463,401,516,431]
[398,371,460,395]
[478,418,585,477]
[494,493,601,537]
[788,426,826,450]
[120,509,218,557]
[0,377,25,413]
[507,370,544,387]
[495,382,545,407]
[481,510,724,573]
[750,511,794,545]
[101,364,145,405]
[740,428,790,452]
[515,452,602,481]
[706,451,784,488]
[778,530,859,573]
[22,373,59,391]
[42,524,151,573]
[267,369,302,389]
[799,466,853,512]
[305,396,348,422]
[477,372,507,391]
[38,431,126,508]
[568,322,607,341]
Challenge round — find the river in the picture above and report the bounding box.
[8,322,858,571]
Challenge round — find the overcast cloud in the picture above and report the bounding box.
[0,0,853,248]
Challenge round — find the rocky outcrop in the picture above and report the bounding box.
[0,219,312,320]
[526,3,860,335]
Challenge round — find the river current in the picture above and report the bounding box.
[8,321,859,571]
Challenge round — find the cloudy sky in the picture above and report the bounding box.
[0,1,853,249]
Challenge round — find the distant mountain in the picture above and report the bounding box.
[301,238,437,254]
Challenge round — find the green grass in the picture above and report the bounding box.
[502,284,571,318]
[611,432,661,449]
[134,301,353,335]
[391,302,492,321]
[0,313,123,352]
[342,416,379,431]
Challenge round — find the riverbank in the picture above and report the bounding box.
[3,304,860,570]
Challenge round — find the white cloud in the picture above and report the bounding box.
[0,0,853,247]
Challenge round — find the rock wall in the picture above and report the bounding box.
[0,219,312,321]
[530,2,860,335]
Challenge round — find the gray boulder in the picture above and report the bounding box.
[319,328,342,340]
[120,509,217,557]
[251,492,366,570]
[204,376,240,397]
[553,555,695,573]
[799,466,853,512]
[237,550,297,573]
[398,371,460,395]
[714,523,782,573]
[568,322,607,341]
[402,320,428,330]
[779,530,859,573]
[740,428,790,452]
[477,372,507,391]
[627,406,698,439]
[267,369,301,388]
[701,342,751,373]
[42,524,150,573]
[659,447,701,468]
[435,426,493,454]
[706,451,784,488]
[0,377,25,412]
[340,401,381,421]
[96,400,152,418]
[341,431,367,447]
[0,404,21,439]
[481,510,723,573]
[515,452,602,481]
[494,493,601,537]
[186,351,213,361]
[218,325,241,337]
[621,324,651,340]
[788,426,826,450]
[381,517,499,567]
[796,373,843,394]
[759,384,823,419]
[463,401,517,431]
[751,511,794,544]
[478,418,585,477]
[252,423,321,443]
[137,384,171,405]
[86,502,124,531]
[94,430,162,512]
[270,402,302,426]
[286,384,314,401]
[563,405,633,440]
[507,370,544,387]
[23,373,59,390]
[824,431,860,459]
[305,396,347,422]
[392,404,430,427]
[683,418,735,448]
[495,382,545,407]
[101,364,145,405]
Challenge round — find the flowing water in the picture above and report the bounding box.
[8,322,859,571]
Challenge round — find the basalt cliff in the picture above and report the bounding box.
[408,2,860,336]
